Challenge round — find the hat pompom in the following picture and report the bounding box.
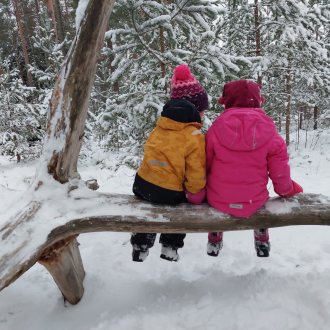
[170,64,208,112]
[173,64,193,81]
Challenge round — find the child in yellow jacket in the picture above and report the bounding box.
[131,64,207,262]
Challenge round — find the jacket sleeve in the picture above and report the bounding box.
[267,134,293,196]
[184,132,206,194]
[186,189,206,204]
[206,128,215,175]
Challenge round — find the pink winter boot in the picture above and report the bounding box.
[207,232,223,257]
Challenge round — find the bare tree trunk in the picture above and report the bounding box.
[108,39,119,93]
[299,111,303,130]
[54,0,65,43]
[45,0,59,42]
[34,0,42,26]
[285,67,292,145]
[62,0,75,36]
[37,0,116,304]
[313,105,318,130]
[45,0,116,184]
[296,110,300,149]
[277,110,282,133]
[34,0,40,12]
[159,25,166,78]
[11,0,33,86]
[254,0,262,85]
[63,0,69,15]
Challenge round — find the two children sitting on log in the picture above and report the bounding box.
[131,64,303,262]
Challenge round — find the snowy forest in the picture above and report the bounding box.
[1,1,330,330]
[1,0,329,164]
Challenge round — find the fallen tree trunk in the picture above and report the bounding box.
[48,193,330,238]
[1,192,330,302]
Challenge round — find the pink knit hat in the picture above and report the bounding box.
[170,64,208,112]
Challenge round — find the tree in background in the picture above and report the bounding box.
[218,0,330,145]
[0,0,76,160]
[0,0,329,163]
[254,0,330,144]
[92,0,248,166]
[0,55,45,161]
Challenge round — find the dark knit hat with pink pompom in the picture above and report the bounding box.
[170,64,208,112]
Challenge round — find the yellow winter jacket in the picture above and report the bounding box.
[138,116,206,193]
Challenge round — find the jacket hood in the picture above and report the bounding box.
[212,108,276,151]
[157,116,202,131]
[161,99,201,123]
[218,80,264,109]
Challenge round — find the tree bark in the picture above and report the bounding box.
[33,0,42,26]
[39,236,85,305]
[1,192,330,298]
[11,0,33,86]
[38,0,116,304]
[107,39,120,93]
[54,0,65,43]
[159,25,166,78]
[34,0,40,12]
[254,0,262,85]
[285,66,292,145]
[45,0,116,183]
[45,0,59,42]
[299,111,303,130]
[313,105,318,130]
[46,193,330,237]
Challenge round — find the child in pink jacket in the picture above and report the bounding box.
[206,80,303,257]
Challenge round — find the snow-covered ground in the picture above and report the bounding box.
[1,129,330,330]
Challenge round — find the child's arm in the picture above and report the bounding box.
[184,127,214,204]
[267,134,303,197]
[184,134,206,203]
[206,128,215,175]
[278,180,303,197]
[186,189,206,204]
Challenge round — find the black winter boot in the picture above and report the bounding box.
[160,244,179,262]
[255,241,270,257]
[132,244,149,262]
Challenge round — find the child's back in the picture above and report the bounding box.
[137,99,205,202]
[207,106,291,217]
[206,80,303,257]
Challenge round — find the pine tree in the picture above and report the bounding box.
[0,55,45,161]
[93,0,241,164]
[261,1,329,143]
[28,5,70,91]
[0,1,75,161]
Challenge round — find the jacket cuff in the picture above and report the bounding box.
[186,188,206,204]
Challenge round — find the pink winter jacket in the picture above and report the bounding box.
[206,107,293,218]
